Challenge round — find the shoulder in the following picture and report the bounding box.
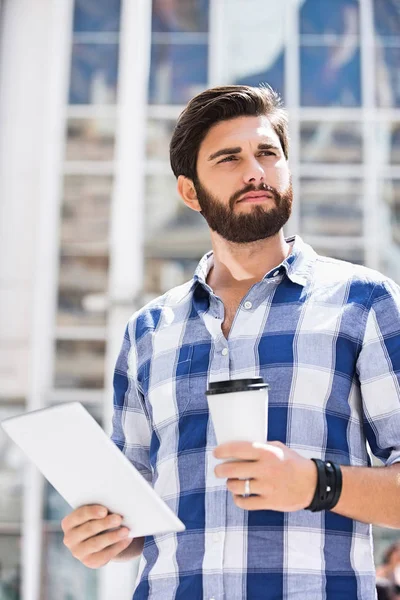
[125,280,195,340]
[312,253,399,307]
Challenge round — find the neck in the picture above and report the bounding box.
[206,230,292,290]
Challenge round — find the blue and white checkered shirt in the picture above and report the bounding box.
[112,235,400,600]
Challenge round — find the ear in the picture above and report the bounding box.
[177,175,202,212]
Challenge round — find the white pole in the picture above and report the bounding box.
[285,0,301,238]
[101,0,152,599]
[21,1,73,599]
[360,0,379,270]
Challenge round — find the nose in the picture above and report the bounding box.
[242,157,266,185]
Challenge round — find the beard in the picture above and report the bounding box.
[193,176,293,244]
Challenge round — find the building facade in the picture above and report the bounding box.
[0,0,399,598]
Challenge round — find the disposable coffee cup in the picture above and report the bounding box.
[205,377,269,447]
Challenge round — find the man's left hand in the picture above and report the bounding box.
[213,441,317,512]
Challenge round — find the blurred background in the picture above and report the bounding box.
[0,0,400,598]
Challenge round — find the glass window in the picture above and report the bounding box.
[379,179,400,283]
[300,121,362,163]
[152,0,209,33]
[143,257,200,296]
[300,45,361,107]
[391,124,400,164]
[375,122,400,165]
[0,406,25,524]
[60,175,112,253]
[144,174,209,257]
[73,0,121,32]
[373,0,400,38]
[376,46,400,108]
[0,535,21,599]
[57,255,109,327]
[65,118,116,161]
[300,0,360,35]
[54,340,106,389]
[44,483,70,523]
[41,531,97,600]
[233,53,285,104]
[300,0,360,106]
[144,174,184,238]
[312,245,364,265]
[383,179,400,245]
[300,178,363,236]
[146,119,176,162]
[374,0,400,107]
[215,1,285,100]
[149,42,208,104]
[69,43,120,105]
[144,173,209,233]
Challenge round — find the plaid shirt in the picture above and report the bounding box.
[112,235,400,600]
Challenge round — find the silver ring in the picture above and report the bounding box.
[243,479,251,498]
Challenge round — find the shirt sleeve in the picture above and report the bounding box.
[356,278,400,466]
[111,319,152,483]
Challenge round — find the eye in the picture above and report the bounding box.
[218,155,238,163]
[260,150,276,157]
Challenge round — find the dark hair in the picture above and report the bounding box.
[382,542,400,565]
[169,84,289,182]
[376,582,393,600]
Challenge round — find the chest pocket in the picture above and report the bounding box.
[145,347,193,429]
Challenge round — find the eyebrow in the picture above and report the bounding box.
[208,142,280,161]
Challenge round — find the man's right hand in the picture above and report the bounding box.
[61,505,132,569]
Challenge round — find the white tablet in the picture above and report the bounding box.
[1,402,185,538]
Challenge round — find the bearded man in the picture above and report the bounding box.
[62,85,400,600]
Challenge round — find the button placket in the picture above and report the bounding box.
[203,453,226,600]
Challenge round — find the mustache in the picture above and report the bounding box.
[231,183,280,206]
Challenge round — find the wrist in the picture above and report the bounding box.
[303,458,318,509]
[305,459,343,512]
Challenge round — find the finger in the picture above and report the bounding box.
[83,537,133,569]
[252,441,285,461]
[74,526,131,561]
[213,441,260,461]
[215,460,260,480]
[64,513,123,549]
[61,505,108,532]
[232,494,266,511]
[226,478,262,496]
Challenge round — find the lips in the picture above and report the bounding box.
[239,192,273,202]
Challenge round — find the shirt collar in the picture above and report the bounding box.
[197,233,316,282]
[174,235,318,303]
[280,235,318,287]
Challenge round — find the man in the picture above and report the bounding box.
[376,542,400,599]
[62,85,400,599]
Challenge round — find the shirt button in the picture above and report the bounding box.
[244,301,252,309]
[221,348,228,356]
[272,270,280,277]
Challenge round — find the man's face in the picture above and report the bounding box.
[194,115,292,243]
